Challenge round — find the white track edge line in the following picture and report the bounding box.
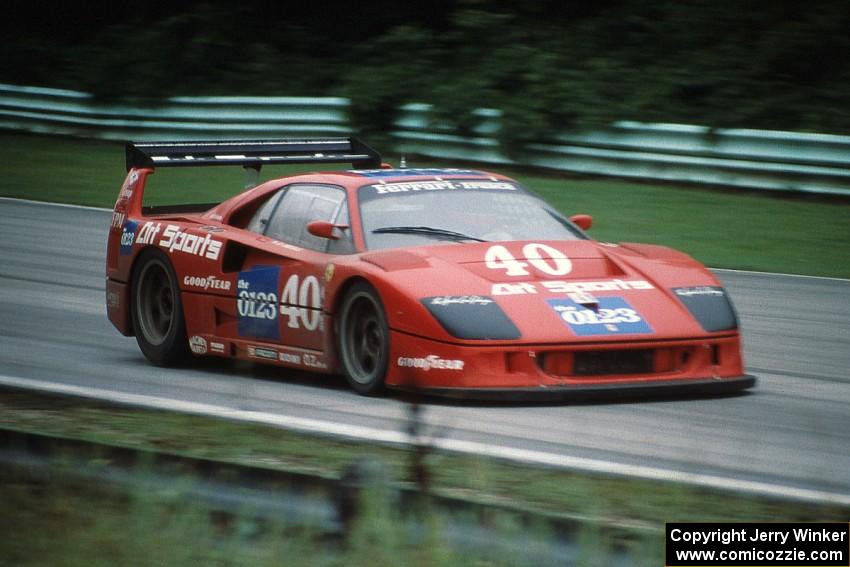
[712,268,850,282]
[1,374,847,507]
[0,196,110,212]
[2,197,847,282]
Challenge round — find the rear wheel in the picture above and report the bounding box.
[338,282,390,395]
[131,250,190,366]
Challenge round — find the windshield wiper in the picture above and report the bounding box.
[372,226,488,242]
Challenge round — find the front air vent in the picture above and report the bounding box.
[573,349,654,376]
[540,349,655,377]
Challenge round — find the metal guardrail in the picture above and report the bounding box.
[0,83,350,141]
[2,83,849,196]
[0,428,640,564]
[394,104,850,196]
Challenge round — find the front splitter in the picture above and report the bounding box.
[394,374,757,402]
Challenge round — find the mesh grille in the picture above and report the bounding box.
[572,349,654,376]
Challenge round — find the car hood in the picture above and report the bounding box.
[361,240,734,343]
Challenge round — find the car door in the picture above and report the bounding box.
[237,183,351,352]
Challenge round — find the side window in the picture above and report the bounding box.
[245,190,285,234]
[264,184,351,252]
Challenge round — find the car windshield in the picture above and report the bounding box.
[358,178,586,250]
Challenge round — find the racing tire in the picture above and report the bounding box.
[130,249,190,366]
[338,281,390,396]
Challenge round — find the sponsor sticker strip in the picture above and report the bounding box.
[429,295,493,306]
[674,286,726,297]
[247,345,277,360]
[548,296,653,336]
[183,275,232,291]
[189,336,207,355]
[119,220,138,256]
[111,211,126,229]
[397,355,465,371]
[133,222,223,260]
[493,279,654,296]
[369,180,516,195]
[243,344,328,370]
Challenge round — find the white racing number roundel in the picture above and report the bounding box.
[485,243,572,277]
[280,274,321,331]
[236,268,323,340]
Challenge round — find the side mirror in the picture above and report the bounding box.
[307,220,349,240]
[569,214,593,231]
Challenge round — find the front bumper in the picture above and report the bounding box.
[385,329,752,398]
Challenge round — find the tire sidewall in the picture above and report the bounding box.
[338,282,390,395]
[130,249,190,366]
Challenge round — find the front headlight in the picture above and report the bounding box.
[672,286,738,332]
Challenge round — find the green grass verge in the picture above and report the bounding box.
[1,389,846,533]
[1,132,849,277]
[1,465,533,567]
[1,459,656,567]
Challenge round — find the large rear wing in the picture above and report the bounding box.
[125,138,382,171]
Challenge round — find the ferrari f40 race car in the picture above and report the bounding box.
[106,138,755,399]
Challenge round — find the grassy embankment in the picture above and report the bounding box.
[1,132,848,277]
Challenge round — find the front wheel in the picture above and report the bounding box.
[338,282,390,396]
[131,250,190,366]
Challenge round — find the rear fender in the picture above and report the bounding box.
[106,244,163,337]
[106,168,153,278]
[105,169,153,336]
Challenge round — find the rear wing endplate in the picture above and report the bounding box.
[125,138,382,171]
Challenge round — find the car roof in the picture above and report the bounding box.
[207,167,517,224]
[298,167,514,186]
[344,167,506,180]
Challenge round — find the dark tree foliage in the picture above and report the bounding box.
[3,0,849,152]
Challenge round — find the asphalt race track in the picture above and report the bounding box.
[1,198,848,501]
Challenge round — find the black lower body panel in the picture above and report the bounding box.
[400,375,756,402]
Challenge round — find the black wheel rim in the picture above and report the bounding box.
[343,293,386,385]
[136,260,174,346]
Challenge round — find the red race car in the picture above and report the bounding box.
[106,138,755,399]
